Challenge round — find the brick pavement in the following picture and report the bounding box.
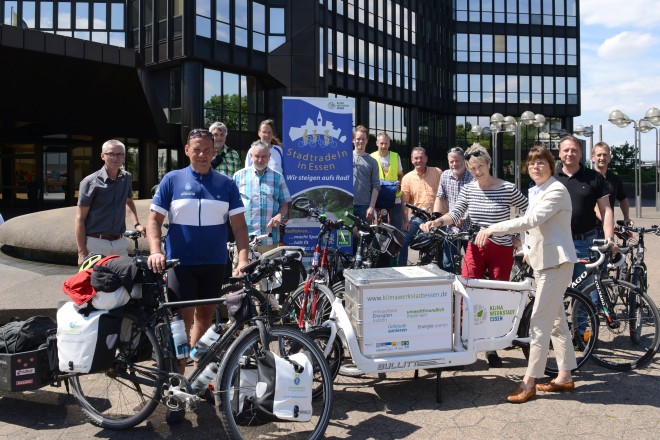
[1,215,659,439]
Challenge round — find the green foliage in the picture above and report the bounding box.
[203,94,248,130]
[609,142,637,180]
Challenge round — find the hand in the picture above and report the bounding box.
[147,252,166,273]
[77,251,88,265]
[366,206,375,223]
[267,213,285,228]
[419,221,432,233]
[136,224,146,237]
[234,258,249,276]
[475,228,493,248]
[624,218,634,227]
[402,219,410,232]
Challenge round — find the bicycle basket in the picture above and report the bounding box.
[372,223,405,257]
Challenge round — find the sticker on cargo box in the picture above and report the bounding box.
[16,368,35,376]
[392,266,438,278]
[15,379,34,386]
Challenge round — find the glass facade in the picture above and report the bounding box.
[1,0,581,213]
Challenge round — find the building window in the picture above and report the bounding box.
[252,1,265,51]
[368,100,408,145]
[268,7,285,52]
[235,0,248,47]
[203,68,249,131]
[196,0,212,38]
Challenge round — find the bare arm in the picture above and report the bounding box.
[146,210,166,272]
[436,197,448,215]
[597,196,617,250]
[75,205,90,264]
[619,197,631,223]
[230,213,250,274]
[366,188,379,223]
[125,198,145,236]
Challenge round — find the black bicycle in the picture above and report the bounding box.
[65,253,334,439]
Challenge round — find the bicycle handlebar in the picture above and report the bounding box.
[345,211,373,233]
[404,203,440,220]
[585,241,614,269]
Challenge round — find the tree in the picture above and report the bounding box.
[203,94,248,130]
[609,142,637,180]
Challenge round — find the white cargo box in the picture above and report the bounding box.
[343,265,454,358]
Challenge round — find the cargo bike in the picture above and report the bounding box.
[319,250,604,402]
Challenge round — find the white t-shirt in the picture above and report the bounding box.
[245,144,284,174]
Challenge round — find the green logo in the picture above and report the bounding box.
[337,230,351,247]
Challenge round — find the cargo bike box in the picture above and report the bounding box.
[343,265,455,358]
[0,347,52,392]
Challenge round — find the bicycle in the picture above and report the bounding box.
[64,252,333,439]
[512,238,660,371]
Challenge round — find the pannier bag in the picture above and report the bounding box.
[375,180,398,209]
[0,316,56,354]
[56,302,123,373]
[253,351,313,422]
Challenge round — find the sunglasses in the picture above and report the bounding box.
[448,147,464,155]
[187,129,213,141]
[464,150,484,161]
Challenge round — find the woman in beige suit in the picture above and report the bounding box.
[475,146,578,403]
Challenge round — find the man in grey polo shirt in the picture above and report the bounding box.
[75,139,144,264]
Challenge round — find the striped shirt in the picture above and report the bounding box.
[437,169,473,232]
[448,180,528,246]
[233,166,291,245]
[151,166,245,265]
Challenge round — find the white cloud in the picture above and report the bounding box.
[597,32,657,60]
[581,0,660,29]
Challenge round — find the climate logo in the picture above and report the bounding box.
[473,304,488,326]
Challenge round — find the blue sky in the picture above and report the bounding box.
[578,0,660,160]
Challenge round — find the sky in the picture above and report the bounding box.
[578,0,660,160]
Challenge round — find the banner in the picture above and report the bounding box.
[282,97,354,254]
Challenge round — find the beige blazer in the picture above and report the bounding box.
[488,176,577,271]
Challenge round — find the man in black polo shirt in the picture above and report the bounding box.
[75,139,144,264]
[556,135,615,283]
[592,141,632,234]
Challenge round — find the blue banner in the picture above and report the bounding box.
[282,97,355,254]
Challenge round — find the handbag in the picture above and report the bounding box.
[375,180,398,209]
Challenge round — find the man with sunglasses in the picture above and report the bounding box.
[75,139,144,264]
[147,129,249,422]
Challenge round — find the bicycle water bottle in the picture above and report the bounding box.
[170,315,189,359]
[191,362,219,392]
[190,323,223,361]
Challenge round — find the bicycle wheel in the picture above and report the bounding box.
[281,283,335,327]
[520,288,598,376]
[586,279,660,371]
[217,325,333,440]
[305,326,343,393]
[69,312,166,430]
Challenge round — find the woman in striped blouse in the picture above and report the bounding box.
[420,143,528,367]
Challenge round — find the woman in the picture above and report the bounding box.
[245,119,284,174]
[474,146,578,403]
[420,143,527,367]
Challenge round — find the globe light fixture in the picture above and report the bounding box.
[609,107,660,216]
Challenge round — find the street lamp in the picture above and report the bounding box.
[470,123,504,178]
[638,117,660,212]
[491,111,546,190]
[573,124,595,167]
[608,107,660,217]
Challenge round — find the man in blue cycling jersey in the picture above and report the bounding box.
[147,128,249,369]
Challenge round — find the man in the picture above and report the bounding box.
[591,141,631,232]
[371,132,404,230]
[233,140,292,249]
[433,147,473,273]
[209,121,241,178]
[556,135,616,282]
[147,129,249,376]
[398,147,442,266]
[352,125,380,223]
[75,139,144,264]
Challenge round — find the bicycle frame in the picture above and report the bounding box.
[321,271,535,374]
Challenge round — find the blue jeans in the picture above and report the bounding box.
[389,203,404,232]
[441,235,466,274]
[398,216,425,266]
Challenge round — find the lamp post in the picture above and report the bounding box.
[645,108,660,211]
[470,123,504,178]
[491,111,545,190]
[608,107,660,217]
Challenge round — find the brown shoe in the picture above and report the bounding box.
[536,379,575,392]
[507,386,536,403]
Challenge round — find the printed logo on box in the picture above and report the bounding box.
[16,368,35,376]
[15,378,34,386]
